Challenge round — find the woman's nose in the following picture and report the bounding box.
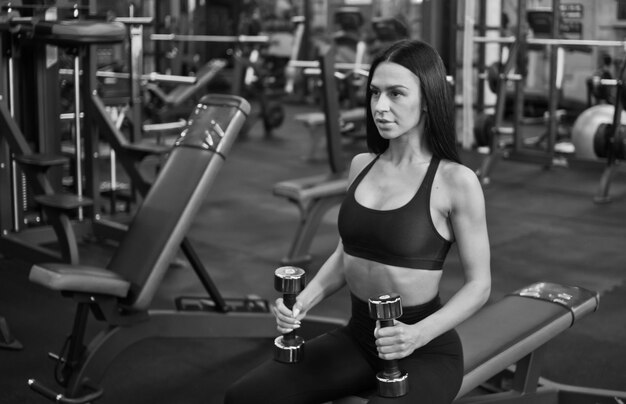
[374,95,390,113]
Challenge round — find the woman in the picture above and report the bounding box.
[225,39,491,404]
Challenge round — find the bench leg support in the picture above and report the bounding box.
[0,316,22,350]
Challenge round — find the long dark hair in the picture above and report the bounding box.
[365,39,460,163]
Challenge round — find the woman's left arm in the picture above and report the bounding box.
[418,164,491,341]
[375,165,491,360]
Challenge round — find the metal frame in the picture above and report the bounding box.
[470,0,625,203]
[0,21,91,264]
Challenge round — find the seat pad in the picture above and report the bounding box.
[273,174,348,202]
[29,264,130,298]
[331,282,599,404]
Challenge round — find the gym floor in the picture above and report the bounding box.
[1,101,625,403]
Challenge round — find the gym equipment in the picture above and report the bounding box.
[273,266,306,363]
[368,16,409,56]
[586,75,616,107]
[571,67,626,203]
[143,58,228,124]
[3,15,203,260]
[0,17,126,264]
[283,16,306,96]
[558,36,626,204]
[473,41,520,152]
[273,45,351,266]
[150,33,270,44]
[230,47,286,138]
[287,57,369,116]
[151,31,285,138]
[585,53,615,107]
[571,105,626,161]
[332,282,622,404]
[294,108,365,162]
[287,59,370,71]
[368,294,409,398]
[332,6,366,72]
[0,315,22,350]
[25,93,344,403]
[474,40,521,185]
[469,0,626,201]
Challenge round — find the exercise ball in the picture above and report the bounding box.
[571,104,626,160]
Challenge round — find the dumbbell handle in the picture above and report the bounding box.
[379,319,402,379]
[282,293,298,344]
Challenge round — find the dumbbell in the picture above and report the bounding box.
[274,266,306,363]
[368,293,409,397]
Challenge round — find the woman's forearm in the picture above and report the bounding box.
[417,278,490,342]
[296,245,347,313]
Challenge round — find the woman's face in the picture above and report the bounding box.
[369,61,425,140]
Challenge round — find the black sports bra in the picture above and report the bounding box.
[337,155,452,270]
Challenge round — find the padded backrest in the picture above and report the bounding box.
[108,94,250,311]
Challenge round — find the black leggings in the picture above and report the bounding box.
[224,294,463,404]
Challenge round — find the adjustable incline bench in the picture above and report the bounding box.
[273,45,351,266]
[331,282,626,404]
[27,93,347,403]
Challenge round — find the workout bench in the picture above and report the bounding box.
[331,282,623,404]
[273,45,352,266]
[25,93,335,403]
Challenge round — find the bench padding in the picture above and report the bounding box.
[29,264,130,298]
[332,282,599,403]
[28,95,251,311]
[273,174,348,204]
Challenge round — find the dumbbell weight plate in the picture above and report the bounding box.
[474,113,495,148]
[571,105,626,160]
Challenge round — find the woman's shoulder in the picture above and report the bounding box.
[436,159,483,194]
[348,153,377,180]
[351,152,377,167]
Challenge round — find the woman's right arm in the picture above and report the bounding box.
[273,152,375,333]
[274,241,347,334]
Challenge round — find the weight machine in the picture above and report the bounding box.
[0,11,126,264]
[469,0,625,203]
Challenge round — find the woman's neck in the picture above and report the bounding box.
[386,132,432,165]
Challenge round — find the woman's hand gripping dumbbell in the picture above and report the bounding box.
[272,266,306,363]
[369,293,410,397]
